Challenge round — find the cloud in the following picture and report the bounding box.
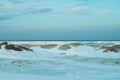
[99,9,112,14]
[0,0,54,20]
[59,6,89,15]
[3,2,16,10]
[0,0,92,21]
[8,0,25,3]
[23,8,53,15]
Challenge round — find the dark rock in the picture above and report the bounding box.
[69,43,83,47]
[5,44,23,51]
[86,43,113,48]
[0,42,33,52]
[102,47,118,53]
[112,45,120,49]
[40,44,58,49]
[0,42,8,48]
[17,45,33,51]
[58,44,71,50]
[101,45,120,53]
[0,42,8,45]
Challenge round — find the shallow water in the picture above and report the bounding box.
[0,41,120,80]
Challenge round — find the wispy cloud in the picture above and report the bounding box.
[9,0,25,3]
[58,6,89,15]
[98,9,112,15]
[0,0,55,20]
[1,0,114,21]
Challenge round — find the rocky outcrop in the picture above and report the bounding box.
[5,44,23,51]
[101,45,120,53]
[0,42,7,45]
[58,43,82,50]
[58,44,71,50]
[69,43,83,47]
[0,42,33,52]
[40,44,58,49]
[16,45,33,51]
[0,42,8,48]
[112,45,120,49]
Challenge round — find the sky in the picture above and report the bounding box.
[0,0,120,40]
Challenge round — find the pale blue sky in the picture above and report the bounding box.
[0,0,120,40]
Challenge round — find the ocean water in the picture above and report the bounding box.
[0,41,120,80]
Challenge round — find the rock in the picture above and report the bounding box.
[58,43,82,50]
[17,45,33,51]
[0,42,8,45]
[0,42,8,48]
[0,42,33,52]
[102,47,119,53]
[40,44,58,49]
[101,45,120,53]
[86,43,114,48]
[69,43,83,47]
[5,45,33,52]
[112,45,120,49]
[58,44,71,50]
[5,44,23,51]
